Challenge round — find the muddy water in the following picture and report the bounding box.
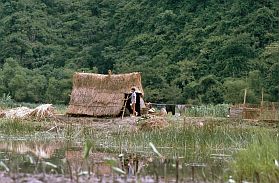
[0,140,230,183]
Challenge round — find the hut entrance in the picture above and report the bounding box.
[123,93,141,116]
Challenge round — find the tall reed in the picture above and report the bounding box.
[109,120,276,159]
[228,132,279,182]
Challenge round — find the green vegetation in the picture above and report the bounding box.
[184,104,229,117]
[110,120,276,156]
[0,116,278,181]
[230,133,279,182]
[0,93,14,108]
[0,0,278,104]
[108,120,279,181]
[0,118,43,135]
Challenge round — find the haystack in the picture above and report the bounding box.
[29,104,55,119]
[1,104,54,119]
[139,116,169,130]
[67,72,144,117]
[4,107,33,118]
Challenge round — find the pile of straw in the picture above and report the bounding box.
[67,72,144,117]
[3,107,33,118]
[1,104,54,119]
[29,104,55,119]
[139,116,169,130]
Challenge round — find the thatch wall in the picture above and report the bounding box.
[67,72,143,116]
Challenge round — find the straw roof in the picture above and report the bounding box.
[67,72,144,116]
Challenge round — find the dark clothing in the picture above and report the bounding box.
[166,105,175,115]
[154,104,175,115]
[125,93,141,116]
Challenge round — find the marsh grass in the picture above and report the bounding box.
[109,120,274,158]
[229,133,279,182]
[0,118,43,135]
[0,115,278,181]
[92,119,278,181]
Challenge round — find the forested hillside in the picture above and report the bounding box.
[0,0,278,104]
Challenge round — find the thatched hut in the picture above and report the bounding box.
[67,72,144,117]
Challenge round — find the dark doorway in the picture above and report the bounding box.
[123,93,141,116]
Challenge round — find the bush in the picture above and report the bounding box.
[0,93,15,108]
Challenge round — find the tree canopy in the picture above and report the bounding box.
[0,0,278,104]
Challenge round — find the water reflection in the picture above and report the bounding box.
[0,141,227,182]
[65,149,114,176]
[0,141,60,159]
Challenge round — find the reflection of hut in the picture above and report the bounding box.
[65,150,112,175]
[67,72,144,117]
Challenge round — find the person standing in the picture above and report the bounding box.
[131,87,137,116]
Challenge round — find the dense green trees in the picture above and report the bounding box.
[0,0,278,104]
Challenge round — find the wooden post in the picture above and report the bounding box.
[176,158,179,183]
[272,102,275,120]
[261,88,264,106]
[164,162,167,182]
[243,89,247,119]
[260,88,264,120]
[191,165,195,182]
[243,89,247,105]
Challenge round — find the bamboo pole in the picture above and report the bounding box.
[260,88,264,119]
[243,89,247,119]
[243,89,247,105]
[261,88,264,106]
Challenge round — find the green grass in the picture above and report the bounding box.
[0,114,278,181]
[93,119,278,181]
[0,118,43,135]
[184,104,230,117]
[105,120,276,157]
[229,133,279,182]
[53,104,68,114]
